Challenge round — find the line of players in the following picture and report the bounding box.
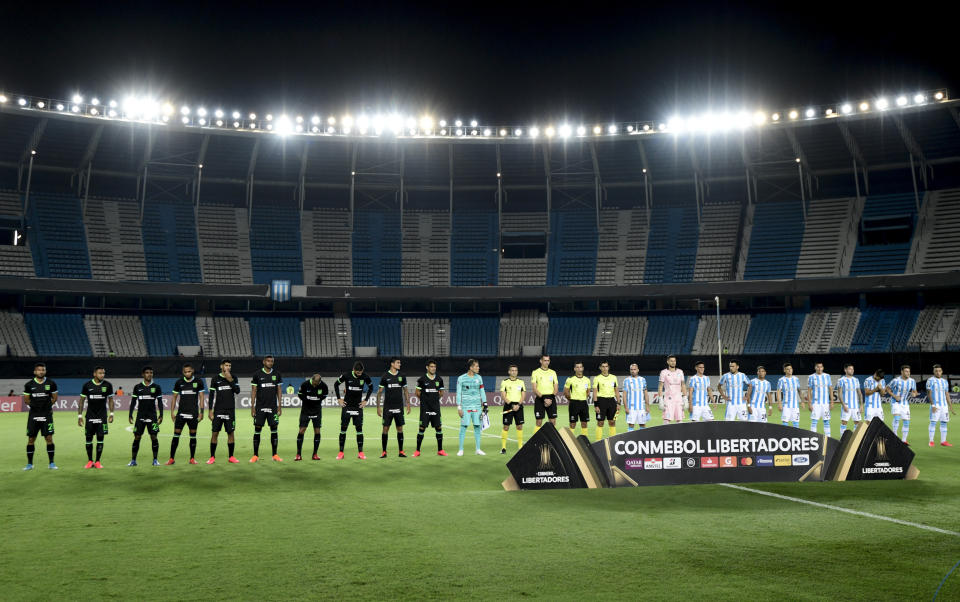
[19,354,955,470]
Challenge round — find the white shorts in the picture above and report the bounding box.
[841,406,862,422]
[810,404,831,420]
[780,407,799,423]
[626,408,650,425]
[690,405,713,422]
[892,402,911,419]
[865,407,884,422]
[749,406,767,422]
[931,406,951,422]
[724,403,748,421]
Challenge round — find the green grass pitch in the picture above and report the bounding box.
[1,406,958,600]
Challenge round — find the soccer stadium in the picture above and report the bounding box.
[2,15,960,599]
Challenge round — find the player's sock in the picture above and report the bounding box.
[227,441,235,457]
[473,425,482,451]
[339,431,347,452]
[297,434,304,455]
[131,438,140,460]
[189,434,197,459]
[436,430,443,451]
[941,422,948,443]
[46,443,54,463]
[270,430,278,455]
[26,444,34,464]
[95,435,104,461]
[596,426,603,440]
[397,432,404,451]
[210,441,217,458]
[793,421,799,428]
[151,438,159,460]
[609,426,617,436]
[416,430,425,451]
[381,433,388,452]
[253,430,261,456]
[810,418,818,433]
[892,415,901,434]
[500,430,508,449]
[356,433,363,452]
[823,420,831,438]
[459,425,466,450]
[517,428,523,449]
[901,419,910,441]
[840,423,847,434]
[627,425,634,432]
[170,433,181,459]
[533,424,540,434]
[85,438,94,461]
[929,420,936,443]
[313,434,321,455]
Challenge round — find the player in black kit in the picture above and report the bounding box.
[377,357,411,458]
[207,360,241,464]
[77,366,115,469]
[166,363,205,465]
[22,362,58,470]
[250,355,283,463]
[414,359,447,457]
[128,366,163,467]
[296,372,328,461]
[334,361,374,459]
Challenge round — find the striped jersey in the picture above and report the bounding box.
[835,376,860,410]
[807,373,832,405]
[863,376,885,410]
[889,377,916,403]
[622,376,647,411]
[748,378,771,407]
[777,376,800,409]
[687,375,711,407]
[926,377,949,408]
[719,372,749,404]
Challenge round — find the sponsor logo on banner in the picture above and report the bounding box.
[792,454,810,466]
[774,454,792,466]
[664,457,681,469]
[700,456,719,468]
[719,456,737,468]
[756,456,774,466]
[740,457,754,466]
[625,458,644,470]
[644,458,663,470]
[684,457,697,468]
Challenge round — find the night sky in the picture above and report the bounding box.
[1,2,955,124]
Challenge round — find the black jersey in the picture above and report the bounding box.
[23,378,58,415]
[173,377,203,415]
[299,379,329,413]
[379,372,407,407]
[130,381,163,419]
[81,379,114,419]
[209,374,241,414]
[251,369,282,410]
[335,371,373,406]
[416,375,444,411]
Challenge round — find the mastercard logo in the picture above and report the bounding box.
[740,457,754,466]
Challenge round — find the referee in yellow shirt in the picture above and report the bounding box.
[499,364,526,453]
[563,361,591,437]
[531,354,559,433]
[593,361,619,440]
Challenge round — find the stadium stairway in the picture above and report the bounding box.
[401,318,451,357]
[83,314,148,357]
[909,188,960,274]
[84,197,148,281]
[849,193,918,276]
[197,203,254,284]
[644,201,699,283]
[546,316,598,356]
[302,208,352,286]
[693,201,742,281]
[594,316,648,356]
[25,312,92,356]
[743,199,804,280]
[195,314,218,357]
[796,307,860,354]
[213,316,253,357]
[795,197,858,278]
[249,202,304,284]
[302,315,353,358]
[692,314,750,355]
[249,316,304,356]
[547,210,598,285]
[401,210,451,286]
[450,210,498,286]
[450,317,499,357]
[26,193,93,279]
[0,311,37,356]
[353,210,402,286]
[141,315,200,356]
[141,199,202,282]
[595,208,648,285]
[907,305,959,352]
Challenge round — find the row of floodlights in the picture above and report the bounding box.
[0,90,949,138]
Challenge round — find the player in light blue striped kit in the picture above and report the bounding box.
[777,362,801,428]
[746,366,772,422]
[926,364,954,447]
[687,361,713,422]
[456,359,487,456]
[889,365,917,444]
[806,362,833,437]
[835,363,863,434]
[719,360,749,421]
[621,363,648,431]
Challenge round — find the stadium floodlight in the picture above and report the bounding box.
[357,114,370,133]
[311,125,319,133]
[0,94,7,103]
[456,128,464,136]
[515,128,523,136]
[181,105,191,116]
[627,124,635,132]
[249,122,257,129]
[342,115,354,128]
[409,128,417,135]
[529,126,539,138]
[162,103,175,116]
[455,119,462,127]
[825,108,834,116]
[181,116,189,124]
[470,119,478,127]
[795,157,801,163]
[805,108,815,118]
[90,107,98,115]
[275,115,293,135]
[576,125,586,136]
[544,126,555,138]
[296,124,303,132]
[753,111,766,125]
[935,91,944,100]
[71,105,80,113]
[788,110,799,120]
[91,98,100,106]
[914,93,925,104]
[483,128,492,136]
[162,115,169,122]
[470,129,478,136]
[343,126,352,134]
[496,172,501,178]
[36,101,45,108]
[593,125,602,134]
[327,116,336,125]
[771,112,780,121]
[326,125,335,133]
[56,103,65,111]
[214,109,224,118]
[667,117,684,132]
[859,101,869,111]
[439,119,447,127]
[440,128,447,135]
[72,93,83,103]
[841,103,852,114]
[268,124,275,130]
[108,109,117,117]
[249,112,258,120]
[558,124,571,138]
[642,124,651,131]
[108,100,117,108]
[406,116,416,128]
[295,115,304,123]
[389,114,404,135]
[215,119,223,127]
[895,95,908,107]
[197,107,207,117]
[311,115,320,125]
[876,97,889,110]
[499,128,507,136]
[658,123,666,131]
[17,97,27,106]
[607,124,617,134]
[420,116,433,130]
[198,118,207,126]
[234,121,241,128]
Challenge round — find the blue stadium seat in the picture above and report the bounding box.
[24,312,92,356]
[248,316,304,356]
[451,211,498,286]
[26,194,92,279]
[450,317,499,357]
[850,307,919,352]
[141,315,199,356]
[849,193,917,276]
[547,211,597,285]
[643,315,698,355]
[353,210,401,286]
[744,200,804,280]
[743,311,808,354]
[644,202,699,283]
[249,203,304,284]
[545,316,597,355]
[351,316,402,356]
[141,200,202,282]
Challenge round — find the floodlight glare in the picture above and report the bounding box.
[895,96,907,107]
[788,110,799,120]
[197,107,207,117]
[275,115,292,135]
[181,106,190,116]
[181,116,189,124]
[558,124,571,138]
[576,125,586,136]
[249,113,257,120]
[311,126,319,133]
[342,126,351,134]
[296,124,303,132]
[108,100,118,108]
[439,119,447,127]
[470,119,478,127]
[859,102,869,111]
[311,115,320,125]
[607,124,618,134]
[90,108,98,115]
[0,95,7,103]
[91,98,100,106]
[545,126,555,138]
[876,98,889,110]
[840,104,852,114]
[483,128,492,136]
[357,115,369,131]
[36,101,45,108]
[72,94,83,103]
[327,116,336,125]
[214,109,224,118]
[455,120,462,127]
[406,117,416,128]
[529,126,539,138]
[108,109,117,117]
[389,114,403,134]
[658,123,666,131]
[420,116,433,129]
[753,111,767,125]
[805,108,815,118]
[499,128,507,136]
[295,115,304,123]
[342,115,354,128]
[17,98,27,106]
[935,91,944,100]
[514,128,523,136]
[215,119,223,126]
[326,126,335,133]
[914,93,925,104]
[198,118,207,125]
[771,112,780,121]
[593,125,602,134]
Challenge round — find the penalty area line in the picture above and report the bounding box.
[720,482,960,537]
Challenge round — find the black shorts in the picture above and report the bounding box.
[502,403,525,426]
[254,409,279,429]
[595,397,618,422]
[340,406,363,430]
[419,408,442,430]
[174,414,199,432]
[26,414,54,438]
[133,418,160,437]
[299,412,322,429]
[534,395,558,420]
[211,414,236,433]
[382,406,405,427]
[568,400,590,424]
[85,419,109,437]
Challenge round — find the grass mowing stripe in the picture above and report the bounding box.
[720,482,960,537]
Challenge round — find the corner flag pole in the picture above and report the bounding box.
[715,296,722,382]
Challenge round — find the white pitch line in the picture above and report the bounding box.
[720,482,960,537]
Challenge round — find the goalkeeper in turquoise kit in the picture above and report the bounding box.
[456,359,487,456]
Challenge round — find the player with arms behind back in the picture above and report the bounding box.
[78,366,115,469]
[835,363,863,435]
[658,355,686,423]
[621,363,649,431]
[687,361,713,422]
[377,357,411,458]
[166,363,204,465]
[128,366,162,467]
[777,362,801,428]
[806,362,833,437]
[926,364,953,447]
[414,360,446,457]
[22,362,58,470]
[250,355,283,462]
[718,360,749,421]
[889,364,917,444]
[746,366,772,422]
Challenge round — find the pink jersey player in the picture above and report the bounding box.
[659,363,685,422]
